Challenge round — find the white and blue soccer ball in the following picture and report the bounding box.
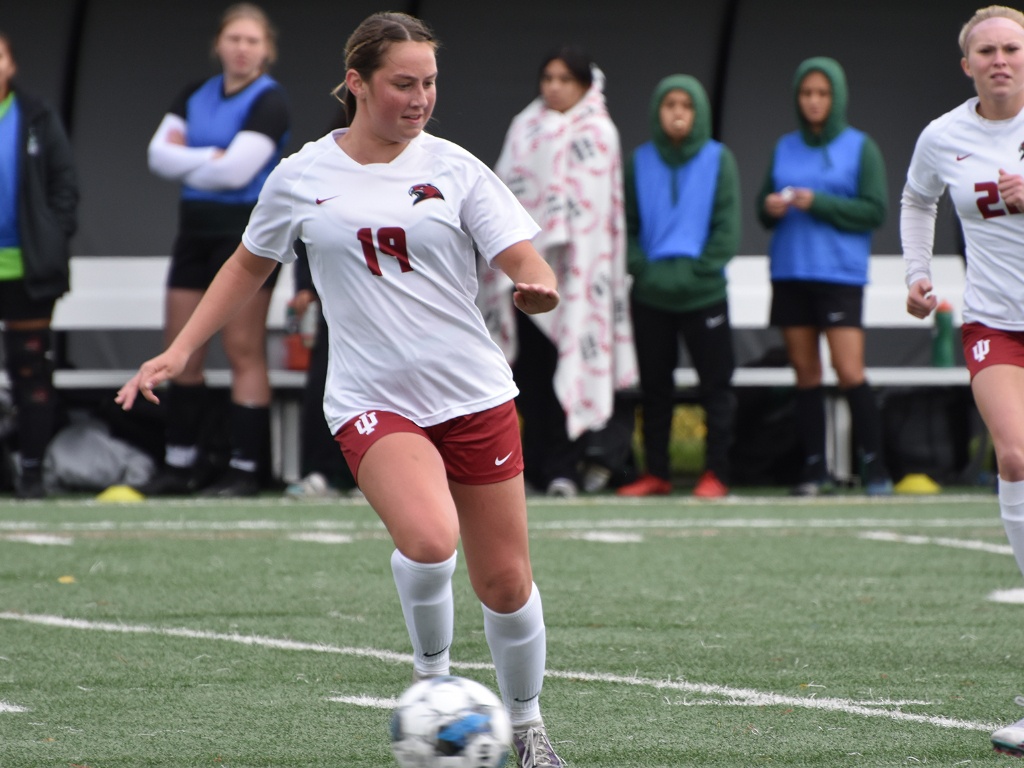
[390,675,511,768]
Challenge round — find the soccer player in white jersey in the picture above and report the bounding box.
[117,12,565,768]
[901,5,1024,756]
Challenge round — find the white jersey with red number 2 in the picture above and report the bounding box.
[906,97,1024,330]
[243,129,540,434]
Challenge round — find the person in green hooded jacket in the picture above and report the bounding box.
[617,75,740,499]
[756,56,891,497]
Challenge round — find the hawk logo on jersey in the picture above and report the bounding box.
[409,183,445,205]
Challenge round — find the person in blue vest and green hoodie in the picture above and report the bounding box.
[617,75,740,499]
[757,56,891,496]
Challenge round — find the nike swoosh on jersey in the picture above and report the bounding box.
[495,451,514,466]
[956,153,973,161]
[315,195,339,205]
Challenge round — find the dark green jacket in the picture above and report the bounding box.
[626,75,740,312]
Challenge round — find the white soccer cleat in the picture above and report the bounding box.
[513,721,565,767]
[992,717,1024,757]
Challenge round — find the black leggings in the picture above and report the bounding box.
[631,298,736,480]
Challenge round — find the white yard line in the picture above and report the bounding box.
[0,517,1000,535]
[287,533,354,544]
[0,534,73,546]
[0,611,997,733]
[0,700,27,713]
[860,531,1012,555]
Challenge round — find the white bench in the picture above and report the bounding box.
[40,254,968,485]
[693,254,970,480]
[49,256,306,482]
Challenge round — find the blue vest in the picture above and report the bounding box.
[0,95,20,248]
[182,74,284,205]
[634,140,721,261]
[768,127,871,285]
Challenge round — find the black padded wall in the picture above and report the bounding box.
[421,0,734,165]
[2,0,80,119]
[9,1,988,258]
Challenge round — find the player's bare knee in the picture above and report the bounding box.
[474,568,532,613]
[398,535,459,565]
[997,447,1024,482]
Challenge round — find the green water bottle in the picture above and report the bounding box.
[931,300,955,368]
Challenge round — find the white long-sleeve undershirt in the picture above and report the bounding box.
[899,183,939,288]
[147,113,277,191]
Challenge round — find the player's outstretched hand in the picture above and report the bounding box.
[906,278,938,320]
[115,348,190,410]
[513,283,560,315]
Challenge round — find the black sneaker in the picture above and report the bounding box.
[15,470,45,500]
[200,467,260,498]
[861,455,893,497]
[791,462,834,497]
[137,465,203,496]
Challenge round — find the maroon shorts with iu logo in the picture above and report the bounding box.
[334,399,524,485]
[961,321,1024,380]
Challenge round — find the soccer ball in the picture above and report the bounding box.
[390,675,511,768]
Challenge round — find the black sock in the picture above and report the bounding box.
[228,403,269,474]
[165,383,207,466]
[794,386,827,478]
[843,382,887,480]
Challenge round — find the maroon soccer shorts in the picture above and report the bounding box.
[335,399,524,485]
[961,321,1024,380]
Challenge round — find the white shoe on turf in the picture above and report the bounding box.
[992,717,1024,757]
[284,472,338,499]
[512,721,564,767]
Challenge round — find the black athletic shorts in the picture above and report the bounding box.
[769,280,863,329]
[168,232,279,291]
[0,279,57,322]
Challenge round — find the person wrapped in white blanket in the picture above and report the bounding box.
[479,46,637,497]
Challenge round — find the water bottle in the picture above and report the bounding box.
[284,305,311,371]
[300,300,319,349]
[931,300,955,368]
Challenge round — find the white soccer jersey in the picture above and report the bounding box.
[906,97,1024,330]
[243,130,540,433]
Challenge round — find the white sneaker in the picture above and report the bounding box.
[545,478,578,498]
[582,464,612,493]
[512,721,565,767]
[284,472,338,499]
[993,717,1024,757]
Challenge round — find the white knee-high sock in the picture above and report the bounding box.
[482,582,546,727]
[391,550,456,678]
[1000,478,1024,582]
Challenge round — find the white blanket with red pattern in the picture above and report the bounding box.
[479,68,636,439]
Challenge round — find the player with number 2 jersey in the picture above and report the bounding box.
[901,8,1024,756]
[904,97,1024,331]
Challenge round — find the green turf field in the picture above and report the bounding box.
[0,491,1020,767]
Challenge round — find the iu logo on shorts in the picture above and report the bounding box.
[355,411,379,436]
[972,338,991,362]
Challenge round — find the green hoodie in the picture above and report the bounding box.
[755,57,887,233]
[625,75,741,312]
